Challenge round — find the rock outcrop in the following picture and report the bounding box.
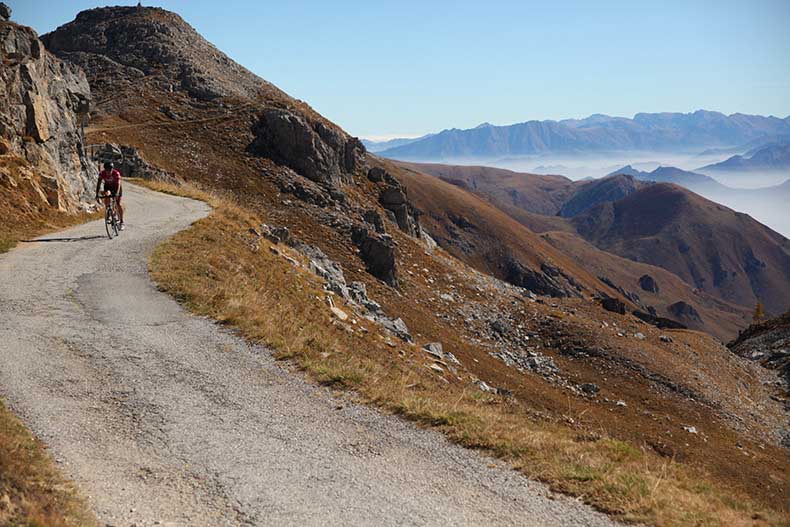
[668,301,702,323]
[0,16,95,213]
[728,311,790,402]
[504,257,583,298]
[370,167,422,237]
[352,226,398,287]
[639,274,659,293]
[92,143,176,182]
[248,107,365,186]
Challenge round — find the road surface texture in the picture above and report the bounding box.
[0,184,617,526]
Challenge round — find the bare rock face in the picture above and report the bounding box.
[248,107,365,187]
[0,19,95,212]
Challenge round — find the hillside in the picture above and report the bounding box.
[12,5,787,523]
[571,184,790,316]
[607,165,790,236]
[380,111,790,160]
[397,161,575,215]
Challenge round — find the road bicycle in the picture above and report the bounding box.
[98,192,121,239]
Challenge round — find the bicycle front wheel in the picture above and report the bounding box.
[105,207,115,239]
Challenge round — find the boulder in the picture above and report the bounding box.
[668,301,702,323]
[601,297,626,314]
[639,274,659,293]
[352,226,398,287]
[362,209,386,234]
[367,166,386,182]
[0,3,10,21]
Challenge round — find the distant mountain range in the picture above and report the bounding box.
[362,135,432,153]
[377,111,790,160]
[699,141,790,173]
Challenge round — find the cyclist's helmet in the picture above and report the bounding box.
[103,161,113,170]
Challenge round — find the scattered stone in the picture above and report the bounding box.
[428,363,444,374]
[476,380,496,393]
[159,104,180,120]
[444,352,461,365]
[682,425,698,434]
[659,335,673,343]
[634,332,646,340]
[580,383,600,395]
[330,306,348,321]
[616,400,627,407]
[422,342,444,359]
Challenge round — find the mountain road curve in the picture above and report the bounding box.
[0,183,617,527]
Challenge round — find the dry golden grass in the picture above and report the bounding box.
[144,179,785,527]
[0,399,98,527]
[0,156,102,254]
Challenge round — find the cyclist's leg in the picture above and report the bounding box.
[116,195,124,224]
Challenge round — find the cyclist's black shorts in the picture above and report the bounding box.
[105,184,122,198]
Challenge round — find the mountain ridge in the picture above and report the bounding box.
[379,111,790,160]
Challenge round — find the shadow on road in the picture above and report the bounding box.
[21,235,107,243]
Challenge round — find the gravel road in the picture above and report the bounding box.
[0,184,617,526]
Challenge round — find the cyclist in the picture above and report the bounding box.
[96,161,124,230]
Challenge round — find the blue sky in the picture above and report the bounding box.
[9,0,790,139]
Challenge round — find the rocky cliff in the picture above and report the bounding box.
[728,311,790,400]
[0,14,95,215]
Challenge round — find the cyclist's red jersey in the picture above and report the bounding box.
[99,169,121,188]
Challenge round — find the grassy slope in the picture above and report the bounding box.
[142,179,786,527]
[0,154,100,253]
[0,399,97,527]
